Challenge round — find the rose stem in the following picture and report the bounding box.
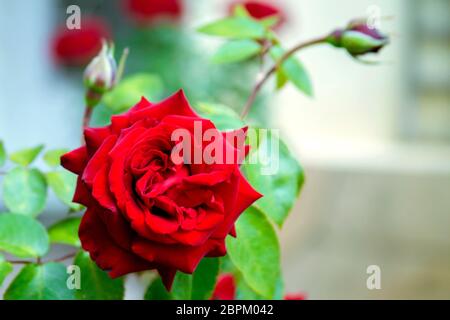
[7,252,77,265]
[240,36,327,120]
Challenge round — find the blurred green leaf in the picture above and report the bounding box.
[212,40,261,64]
[102,73,163,113]
[2,167,47,217]
[144,258,219,300]
[48,217,81,247]
[0,213,49,258]
[0,254,13,287]
[74,250,124,300]
[260,16,280,29]
[46,170,81,211]
[43,149,69,168]
[196,102,244,131]
[275,68,288,90]
[4,262,74,300]
[198,17,266,39]
[226,206,280,298]
[243,131,304,227]
[144,277,173,300]
[270,46,313,96]
[9,145,44,167]
[236,272,284,300]
[191,258,220,300]
[0,140,6,167]
[232,4,251,18]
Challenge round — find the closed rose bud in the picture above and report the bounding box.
[327,19,389,57]
[83,41,117,94]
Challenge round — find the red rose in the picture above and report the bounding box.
[51,17,111,66]
[211,273,306,300]
[211,274,236,300]
[229,1,286,28]
[61,90,261,289]
[123,0,183,25]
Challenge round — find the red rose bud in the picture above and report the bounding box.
[122,0,182,25]
[229,1,286,28]
[211,274,236,300]
[51,18,110,66]
[83,41,117,94]
[61,90,262,290]
[327,19,389,57]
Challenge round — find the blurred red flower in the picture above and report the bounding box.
[51,18,110,67]
[211,273,306,300]
[229,1,286,28]
[211,274,236,300]
[123,0,183,25]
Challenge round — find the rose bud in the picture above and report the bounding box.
[61,90,262,290]
[327,19,389,57]
[51,17,110,67]
[229,0,286,29]
[211,274,236,300]
[83,40,117,94]
[122,0,182,26]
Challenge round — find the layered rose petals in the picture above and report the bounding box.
[61,90,262,289]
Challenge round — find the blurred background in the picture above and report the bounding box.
[0,0,449,299]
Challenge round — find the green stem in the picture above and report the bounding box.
[240,36,327,119]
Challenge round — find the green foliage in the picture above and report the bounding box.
[48,217,81,247]
[144,277,173,300]
[73,251,124,300]
[145,258,220,300]
[243,131,304,227]
[43,149,69,168]
[2,167,47,217]
[196,102,244,131]
[191,258,221,300]
[9,145,44,167]
[4,262,74,300]
[0,254,13,287]
[46,170,82,211]
[226,206,280,298]
[0,213,49,258]
[198,17,266,40]
[212,40,261,64]
[0,140,6,167]
[270,45,313,96]
[102,73,163,113]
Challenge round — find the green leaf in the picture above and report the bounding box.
[196,102,244,131]
[144,277,173,300]
[2,167,47,217]
[0,254,13,287]
[144,258,219,300]
[275,68,289,90]
[191,258,220,300]
[74,250,124,300]
[102,73,163,113]
[171,272,193,300]
[270,46,313,96]
[48,217,81,247]
[43,149,69,168]
[46,170,81,211]
[4,262,74,300]
[198,17,266,39]
[243,131,304,227]
[232,4,251,18]
[9,145,44,166]
[212,40,261,64]
[0,140,6,167]
[260,16,280,29]
[236,272,284,300]
[0,213,49,258]
[226,206,280,298]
